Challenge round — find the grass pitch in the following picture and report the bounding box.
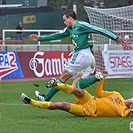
[1,78,133,133]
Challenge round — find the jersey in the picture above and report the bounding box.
[38,20,119,53]
[96,80,131,117]
[71,80,131,117]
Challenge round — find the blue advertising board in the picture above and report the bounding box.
[0,51,24,79]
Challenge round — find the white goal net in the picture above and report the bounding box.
[84,5,133,78]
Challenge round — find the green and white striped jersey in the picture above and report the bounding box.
[38,20,119,52]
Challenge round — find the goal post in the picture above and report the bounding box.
[84,5,133,78]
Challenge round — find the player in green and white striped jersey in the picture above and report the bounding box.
[30,10,124,101]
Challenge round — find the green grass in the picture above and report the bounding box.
[1,78,133,133]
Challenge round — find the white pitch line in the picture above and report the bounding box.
[0,82,33,87]
[0,103,28,106]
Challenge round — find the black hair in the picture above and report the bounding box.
[62,10,77,20]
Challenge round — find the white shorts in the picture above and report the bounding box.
[64,47,95,79]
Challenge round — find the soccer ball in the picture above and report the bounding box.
[124,35,129,40]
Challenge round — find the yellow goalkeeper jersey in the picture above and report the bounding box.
[95,80,131,117]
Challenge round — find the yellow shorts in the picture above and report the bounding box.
[69,90,97,117]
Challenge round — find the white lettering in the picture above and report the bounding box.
[45,59,52,76]
[29,52,70,77]
[29,52,44,77]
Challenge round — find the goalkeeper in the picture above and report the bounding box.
[30,10,124,102]
[21,70,132,117]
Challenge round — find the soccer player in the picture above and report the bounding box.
[30,10,124,101]
[21,70,132,117]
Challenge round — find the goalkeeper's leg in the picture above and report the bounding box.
[21,93,86,116]
[35,70,104,101]
[39,76,98,101]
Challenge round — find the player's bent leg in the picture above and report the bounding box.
[73,88,85,98]
[46,78,85,98]
[59,70,73,83]
[75,90,94,105]
[44,78,64,101]
[74,90,97,116]
[76,76,98,89]
[76,70,105,89]
[46,81,75,94]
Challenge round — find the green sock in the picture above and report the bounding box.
[45,79,63,101]
[76,76,98,89]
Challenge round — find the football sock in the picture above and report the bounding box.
[45,79,64,101]
[55,84,74,94]
[76,76,98,89]
[30,99,52,109]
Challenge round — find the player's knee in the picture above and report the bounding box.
[50,102,70,111]
[60,71,73,82]
[58,102,70,111]
[74,89,85,98]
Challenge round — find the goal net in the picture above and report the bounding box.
[84,5,133,78]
